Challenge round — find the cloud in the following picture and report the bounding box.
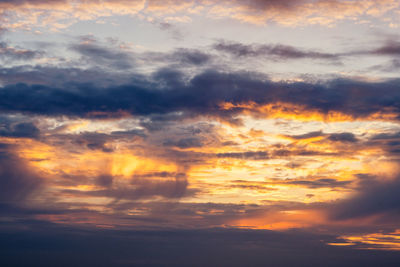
[287,131,325,140]
[70,37,135,70]
[0,42,41,62]
[163,137,203,149]
[170,48,211,66]
[2,223,400,267]
[328,133,358,143]
[1,69,400,121]
[372,59,400,73]
[372,41,400,56]
[217,0,400,26]
[155,21,184,40]
[62,172,191,201]
[0,65,139,87]
[0,0,398,31]
[271,178,353,189]
[287,131,358,143]
[0,143,43,203]
[330,176,400,220]
[366,132,400,155]
[214,40,340,62]
[72,132,115,152]
[64,179,190,200]
[216,151,269,160]
[0,118,40,138]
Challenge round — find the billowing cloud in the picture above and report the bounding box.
[1,69,400,121]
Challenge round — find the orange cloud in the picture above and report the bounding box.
[0,0,399,30]
[232,209,326,230]
[334,230,400,251]
[219,101,399,122]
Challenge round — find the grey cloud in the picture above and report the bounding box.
[62,173,191,201]
[214,40,340,61]
[163,137,203,149]
[70,40,135,70]
[331,176,400,220]
[287,131,358,143]
[0,120,40,138]
[280,178,352,189]
[0,143,43,203]
[372,41,400,56]
[0,42,41,62]
[289,131,324,139]
[216,151,269,160]
[1,68,400,123]
[328,133,358,143]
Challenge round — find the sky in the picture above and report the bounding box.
[1,0,400,266]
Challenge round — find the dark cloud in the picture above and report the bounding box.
[63,173,191,200]
[132,171,186,179]
[372,41,400,56]
[367,132,400,155]
[1,69,400,122]
[331,176,400,220]
[370,132,400,141]
[70,38,134,70]
[163,137,203,149]
[72,132,114,152]
[228,180,277,191]
[214,40,340,61]
[287,131,358,143]
[289,131,324,139]
[170,48,211,65]
[42,129,146,154]
[271,148,342,157]
[0,119,40,138]
[95,174,113,188]
[111,129,147,138]
[274,178,352,189]
[0,143,42,203]
[0,65,139,87]
[212,39,400,65]
[1,221,400,267]
[0,42,41,62]
[217,151,269,160]
[328,132,358,143]
[206,0,318,14]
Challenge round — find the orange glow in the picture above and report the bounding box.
[219,101,400,122]
[232,210,326,230]
[335,230,400,251]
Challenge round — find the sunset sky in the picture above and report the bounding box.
[1,1,400,266]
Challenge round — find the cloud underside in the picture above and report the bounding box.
[1,69,399,122]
